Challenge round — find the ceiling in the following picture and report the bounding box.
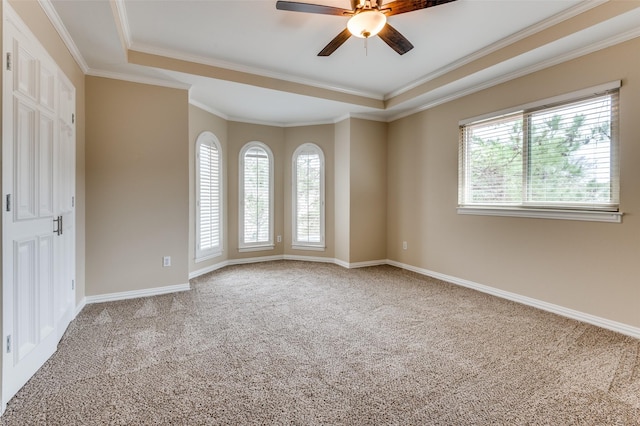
[43,0,640,126]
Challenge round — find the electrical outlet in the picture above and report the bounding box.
[402,241,408,250]
[277,235,282,243]
[163,256,171,267]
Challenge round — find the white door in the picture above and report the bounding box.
[2,10,76,407]
[54,75,76,337]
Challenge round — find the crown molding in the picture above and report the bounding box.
[189,99,229,121]
[129,42,384,101]
[385,0,607,100]
[110,0,132,53]
[387,24,640,123]
[87,68,191,90]
[38,0,89,73]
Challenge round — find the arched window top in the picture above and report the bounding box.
[240,141,273,162]
[293,143,324,163]
[196,130,221,151]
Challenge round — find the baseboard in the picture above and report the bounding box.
[386,259,640,340]
[227,255,284,265]
[190,254,344,279]
[348,259,388,268]
[283,254,335,263]
[189,261,230,280]
[74,297,87,317]
[85,283,191,304]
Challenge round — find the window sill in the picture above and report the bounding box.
[457,207,622,223]
[238,244,275,253]
[291,244,326,252]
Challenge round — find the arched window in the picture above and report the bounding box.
[196,131,223,260]
[292,143,325,250]
[239,142,274,251]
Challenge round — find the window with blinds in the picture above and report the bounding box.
[293,144,325,249]
[240,142,273,249]
[459,87,620,220]
[196,132,222,261]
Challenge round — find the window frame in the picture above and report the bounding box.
[292,143,325,251]
[238,141,275,252]
[458,81,622,223]
[195,131,223,262]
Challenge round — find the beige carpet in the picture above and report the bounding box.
[2,261,639,425]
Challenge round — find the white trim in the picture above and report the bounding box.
[334,258,350,269]
[87,69,191,90]
[459,80,621,126]
[110,0,132,51]
[386,260,640,340]
[386,1,606,100]
[283,254,334,263]
[388,26,639,123]
[238,245,275,253]
[37,0,89,73]
[129,43,384,101]
[74,297,87,317]
[292,143,325,249]
[457,207,623,223]
[188,255,385,279]
[239,142,275,250]
[348,259,388,268]
[228,255,283,265]
[195,131,224,261]
[189,260,230,280]
[189,99,229,121]
[291,245,326,251]
[85,283,190,304]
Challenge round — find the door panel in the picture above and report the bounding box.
[14,99,37,221]
[14,238,36,362]
[3,10,76,408]
[39,113,55,218]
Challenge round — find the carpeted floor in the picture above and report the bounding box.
[2,261,639,425]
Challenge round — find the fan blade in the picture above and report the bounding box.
[378,24,414,55]
[318,28,352,56]
[276,1,352,16]
[382,0,457,16]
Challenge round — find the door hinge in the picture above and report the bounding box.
[6,52,11,71]
[71,280,75,290]
[71,113,75,124]
[6,194,11,212]
[72,196,75,208]
[6,335,11,353]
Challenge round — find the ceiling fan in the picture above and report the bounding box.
[276,0,457,56]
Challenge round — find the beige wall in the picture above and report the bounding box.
[284,125,335,259]
[349,119,387,264]
[85,76,189,295]
[188,105,229,273]
[8,0,87,304]
[334,119,351,263]
[387,37,640,328]
[227,122,285,259]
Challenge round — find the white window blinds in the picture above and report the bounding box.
[242,144,272,245]
[196,134,222,259]
[459,90,619,212]
[293,144,324,247]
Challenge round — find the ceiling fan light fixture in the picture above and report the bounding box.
[347,10,387,38]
